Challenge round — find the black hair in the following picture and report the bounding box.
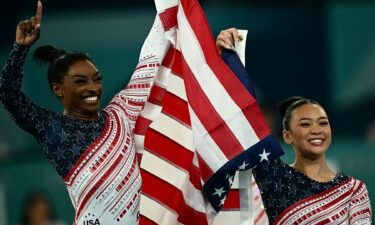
[33,45,95,93]
[278,96,320,131]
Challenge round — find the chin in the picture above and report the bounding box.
[84,103,100,112]
[82,106,100,116]
[301,147,327,160]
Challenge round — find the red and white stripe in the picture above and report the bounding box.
[274,177,372,225]
[65,103,142,225]
[63,16,169,225]
[136,0,271,224]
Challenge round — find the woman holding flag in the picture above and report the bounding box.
[217,28,372,224]
[0,1,170,224]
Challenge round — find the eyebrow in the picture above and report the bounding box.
[71,71,100,78]
[299,117,328,121]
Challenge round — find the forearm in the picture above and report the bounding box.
[349,182,372,224]
[0,43,50,137]
[106,15,167,126]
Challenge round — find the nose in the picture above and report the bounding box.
[310,123,322,134]
[86,80,101,92]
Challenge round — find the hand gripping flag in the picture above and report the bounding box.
[133,0,284,224]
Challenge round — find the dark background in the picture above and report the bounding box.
[0,0,374,224]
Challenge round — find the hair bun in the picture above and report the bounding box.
[277,96,304,117]
[33,45,66,65]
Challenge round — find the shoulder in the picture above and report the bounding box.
[348,177,369,195]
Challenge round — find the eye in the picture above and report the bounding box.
[300,123,310,127]
[93,77,103,84]
[320,121,329,126]
[73,79,86,84]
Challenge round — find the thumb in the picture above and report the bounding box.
[34,24,41,40]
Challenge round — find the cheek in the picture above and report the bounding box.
[325,128,332,142]
[97,84,103,91]
[291,128,308,139]
[62,88,84,103]
[289,129,309,146]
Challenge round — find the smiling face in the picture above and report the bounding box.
[283,104,332,159]
[52,59,103,120]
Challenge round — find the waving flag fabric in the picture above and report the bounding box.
[134,0,284,224]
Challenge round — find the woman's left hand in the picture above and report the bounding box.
[16,0,43,47]
[216,28,240,55]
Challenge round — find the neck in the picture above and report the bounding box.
[292,153,336,182]
[63,109,99,121]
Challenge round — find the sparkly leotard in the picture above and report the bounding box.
[0,16,168,225]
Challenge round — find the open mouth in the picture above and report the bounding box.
[83,96,99,104]
[307,138,324,145]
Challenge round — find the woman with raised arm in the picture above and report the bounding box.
[216,28,372,224]
[0,1,167,224]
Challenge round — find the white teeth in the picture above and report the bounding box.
[309,139,323,143]
[84,96,98,102]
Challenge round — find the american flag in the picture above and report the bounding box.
[133,0,284,224]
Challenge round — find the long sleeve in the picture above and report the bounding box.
[0,44,52,140]
[349,180,372,224]
[0,44,28,97]
[105,15,168,129]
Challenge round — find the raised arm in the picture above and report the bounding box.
[106,16,168,129]
[0,1,52,139]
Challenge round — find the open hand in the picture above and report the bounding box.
[16,0,43,46]
[216,28,240,55]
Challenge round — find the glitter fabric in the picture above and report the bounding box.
[253,158,349,224]
[0,44,106,177]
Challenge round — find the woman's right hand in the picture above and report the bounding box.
[16,0,43,47]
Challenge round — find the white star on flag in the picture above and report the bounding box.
[228,175,234,186]
[259,149,271,162]
[212,187,225,197]
[238,161,249,170]
[219,197,226,206]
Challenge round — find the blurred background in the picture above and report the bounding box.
[0,0,374,224]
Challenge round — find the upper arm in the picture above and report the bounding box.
[0,44,51,140]
[106,58,158,129]
[2,91,52,140]
[349,181,372,224]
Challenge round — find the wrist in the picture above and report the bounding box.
[13,43,30,57]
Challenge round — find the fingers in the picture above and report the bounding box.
[34,24,41,40]
[31,16,37,27]
[217,38,232,50]
[217,29,236,50]
[227,28,240,42]
[23,20,34,35]
[17,19,37,38]
[16,21,26,40]
[17,21,26,31]
[15,1,42,46]
[36,0,43,24]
